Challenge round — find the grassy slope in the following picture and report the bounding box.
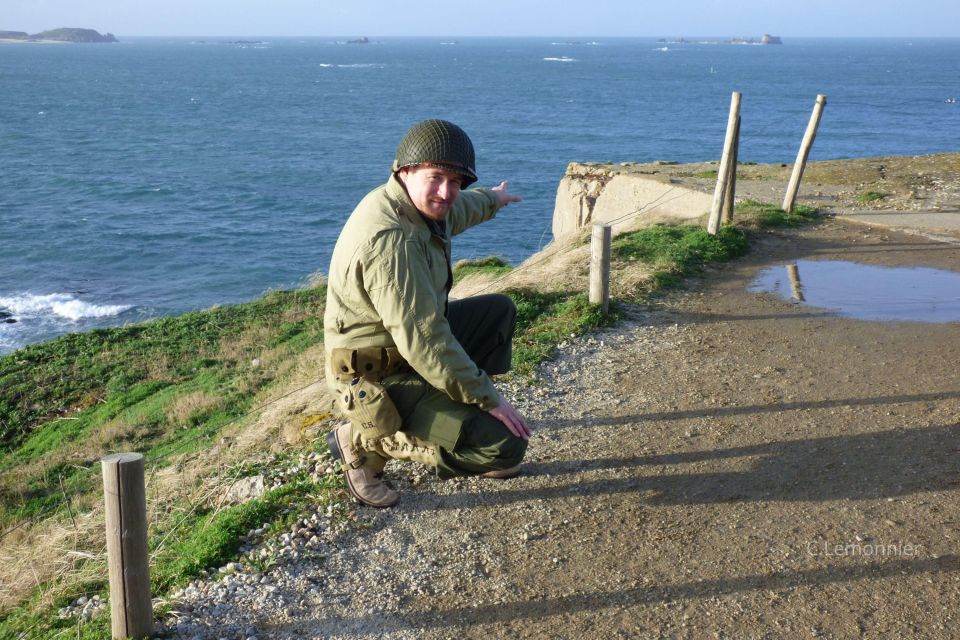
[0,200,815,635]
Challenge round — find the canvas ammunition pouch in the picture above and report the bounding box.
[330,347,410,444]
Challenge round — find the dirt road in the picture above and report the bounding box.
[167,218,960,639]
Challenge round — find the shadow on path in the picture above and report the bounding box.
[538,390,960,429]
[310,554,959,633]
[401,422,958,511]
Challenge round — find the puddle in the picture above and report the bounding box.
[749,260,960,323]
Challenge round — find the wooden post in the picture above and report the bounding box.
[721,115,741,226]
[102,453,153,639]
[783,94,827,213]
[708,91,742,235]
[589,223,611,314]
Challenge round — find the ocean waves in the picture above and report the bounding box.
[0,292,132,321]
[0,293,134,355]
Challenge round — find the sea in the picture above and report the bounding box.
[2,36,959,354]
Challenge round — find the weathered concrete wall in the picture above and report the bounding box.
[552,163,714,239]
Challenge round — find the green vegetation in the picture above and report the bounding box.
[613,224,749,293]
[732,199,818,228]
[1,288,325,456]
[507,291,613,377]
[0,286,327,631]
[0,461,344,638]
[150,472,339,594]
[858,190,889,203]
[453,256,513,281]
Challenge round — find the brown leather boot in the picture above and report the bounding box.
[327,424,399,508]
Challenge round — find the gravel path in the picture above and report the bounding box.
[160,219,960,639]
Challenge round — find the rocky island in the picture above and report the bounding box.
[0,28,117,43]
[658,33,782,45]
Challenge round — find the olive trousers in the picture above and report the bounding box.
[384,293,528,478]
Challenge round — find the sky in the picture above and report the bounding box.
[4,0,960,38]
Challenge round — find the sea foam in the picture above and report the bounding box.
[0,293,132,322]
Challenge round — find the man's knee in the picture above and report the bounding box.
[495,429,527,465]
[456,411,528,468]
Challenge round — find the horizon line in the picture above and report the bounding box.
[54,33,960,39]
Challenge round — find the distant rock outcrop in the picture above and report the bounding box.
[0,28,117,43]
[660,34,783,46]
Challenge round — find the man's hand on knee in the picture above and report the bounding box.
[488,395,531,441]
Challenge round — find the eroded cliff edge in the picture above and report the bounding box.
[552,154,960,239]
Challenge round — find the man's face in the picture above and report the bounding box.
[398,165,464,221]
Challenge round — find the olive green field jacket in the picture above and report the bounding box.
[324,174,503,412]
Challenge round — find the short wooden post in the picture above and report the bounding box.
[721,115,741,226]
[708,91,742,235]
[783,94,827,213]
[589,223,611,314]
[102,453,153,639]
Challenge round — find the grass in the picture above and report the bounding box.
[150,473,338,594]
[1,287,326,523]
[0,286,328,631]
[0,464,344,638]
[858,190,889,203]
[1,288,326,455]
[612,223,750,295]
[506,291,614,378]
[453,256,513,281]
[732,199,819,228]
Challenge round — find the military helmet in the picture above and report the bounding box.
[393,119,478,187]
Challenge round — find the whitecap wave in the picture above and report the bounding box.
[319,63,385,69]
[0,293,132,322]
[543,56,577,63]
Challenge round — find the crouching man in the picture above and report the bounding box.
[324,119,531,507]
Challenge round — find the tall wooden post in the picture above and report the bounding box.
[708,91,742,235]
[721,115,741,226]
[102,453,153,639]
[783,94,827,213]
[589,223,611,314]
